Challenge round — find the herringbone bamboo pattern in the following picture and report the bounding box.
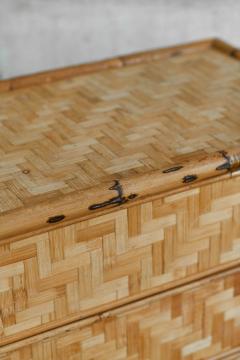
[0,176,239,344]
[0,45,240,214]
[1,268,240,360]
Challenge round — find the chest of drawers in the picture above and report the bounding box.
[0,38,239,358]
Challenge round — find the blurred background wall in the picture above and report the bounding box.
[0,0,240,79]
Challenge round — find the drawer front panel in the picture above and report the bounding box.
[0,176,240,344]
[1,268,240,359]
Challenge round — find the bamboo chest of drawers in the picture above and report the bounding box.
[0,38,239,359]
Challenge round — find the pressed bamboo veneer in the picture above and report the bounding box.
[0,39,240,357]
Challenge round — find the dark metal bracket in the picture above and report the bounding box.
[47,215,65,224]
[163,165,183,174]
[216,151,240,173]
[183,174,198,183]
[89,180,137,211]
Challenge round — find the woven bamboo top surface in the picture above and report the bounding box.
[0,39,240,216]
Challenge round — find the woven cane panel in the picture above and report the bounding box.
[0,47,240,213]
[0,176,239,343]
[1,268,240,360]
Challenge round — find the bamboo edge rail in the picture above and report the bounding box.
[0,38,239,93]
[0,146,239,244]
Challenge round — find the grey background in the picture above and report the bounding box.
[0,0,240,79]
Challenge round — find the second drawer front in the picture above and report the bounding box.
[0,176,240,344]
[1,267,240,359]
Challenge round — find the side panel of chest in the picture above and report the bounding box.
[0,176,239,345]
